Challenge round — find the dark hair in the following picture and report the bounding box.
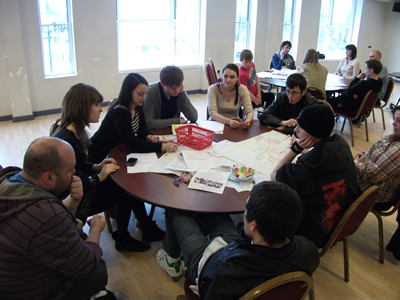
[240,49,253,61]
[245,181,303,244]
[160,65,184,87]
[56,83,103,148]
[286,73,307,91]
[110,73,148,112]
[365,59,382,75]
[280,41,292,51]
[218,63,240,106]
[345,44,357,59]
[23,137,63,178]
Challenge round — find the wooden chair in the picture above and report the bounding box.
[179,272,315,300]
[372,77,394,130]
[204,58,219,86]
[370,192,400,263]
[49,117,114,233]
[308,86,326,100]
[333,90,379,146]
[319,185,380,282]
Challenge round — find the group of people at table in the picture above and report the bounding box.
[0,41,398,299]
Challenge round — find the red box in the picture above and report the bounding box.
[175,125,215,150]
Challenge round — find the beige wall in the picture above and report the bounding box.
[0,0,398,120]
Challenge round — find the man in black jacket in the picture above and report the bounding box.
[258,73,317,134]
[328,59,383,110]
[156,181,319,300]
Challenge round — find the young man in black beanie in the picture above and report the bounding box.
[271,105,359,247]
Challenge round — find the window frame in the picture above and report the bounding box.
[37,0,76,78]
[234,0,256,62]
[117,0,202,71]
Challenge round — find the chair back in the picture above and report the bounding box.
[269,61,273,70]
[379,77,394,105]
[308,86,326,100]
[205,62,217,86]
[108,98,117,112]
[49,117,61,136]
[239,271,314,300]
[319,185,380,257]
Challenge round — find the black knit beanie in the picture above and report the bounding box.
[297,105,334,138]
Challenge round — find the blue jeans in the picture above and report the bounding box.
[63,259,108,300]
[163,210,241,282]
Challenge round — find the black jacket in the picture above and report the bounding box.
[258,92,317,128]
[198,237,319,300]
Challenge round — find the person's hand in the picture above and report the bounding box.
[241,120,251,130]
[253,97,262,106]
[297,135,318,149]
[357,72,366,79]
[87,215,106,233]
[229,120,242,129]
[289,134,297,147]
[353,152,364,162]
[162,142,179,153]
[284,119,297,127]
[280,51,285,59]
[352,94,358,99]
[98,163,120,182]
[146,135,157,143]
[69,175,83,202]
[179,117,188,124]
[94,158,117,172]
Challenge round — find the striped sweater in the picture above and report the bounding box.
[0,168,103,299]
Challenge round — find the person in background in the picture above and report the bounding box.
[258,73,317,134]
[207,63,254,129]
[354,106,400,261]
[238,49,275,108]
[271,105,359,247]
[272,41,296,70]
[296,48,328,94]
[88,73,178,164]
[156,181,319,299]
[56,83,165,253]
[369,50,389,102]
[143,65,198,129]
[0,137,111,299]
[334,44,360,80]
[328,60,382,111]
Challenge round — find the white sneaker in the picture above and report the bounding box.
[156,249,182,282]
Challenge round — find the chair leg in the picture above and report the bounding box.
[372,108,376,122]
[104,210,113,233]
[309,287,315,300]
[365,117,369,142]
[340,118,346,132]
[380,108,386,130]
[349,121,354,147]
[343,237,349,282]
[371,210,385,264]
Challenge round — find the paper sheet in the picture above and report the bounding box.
[188,169,230,194]
[126,153,158,173]
[181,149,219,170]
[197,120,225,134]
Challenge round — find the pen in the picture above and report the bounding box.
[228,178,240,184]
[241,120,258,126]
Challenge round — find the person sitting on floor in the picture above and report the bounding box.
[258,73,317,134]
[328,59,383,111]
[354,105,400,260]
[0,137,112,299]
[271,105,359,247]
[143,65,198,129]
[156,181,319,299]
[238,49,275,108]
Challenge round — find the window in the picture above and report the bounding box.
[283,0,295,42]
[38,0,76,78]
[117,0,201,70]
[234,0,251,62]
[317,0,357,59]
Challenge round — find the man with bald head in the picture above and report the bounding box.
[369,50,388,101]
[0,137,109,300]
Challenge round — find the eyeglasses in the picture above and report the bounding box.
[285,89,301,96]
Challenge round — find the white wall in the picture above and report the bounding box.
[0,0,397,120]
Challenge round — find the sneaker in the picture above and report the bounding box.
[112,231,150,252]
[142,221,165,243]
[156,248,182,281]
[180,255,187,273]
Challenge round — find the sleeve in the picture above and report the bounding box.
[28,203,103,279]
[137,110,152,140]
[143,84,180,129]
[178,91,198,123]
[276,160,314,195]
[272,53,283,70]
[345,77,362,98]
[258,94,285,127]
[296,65,305,74]
[112,108,162,153]
[239,85,253,116]
[207,84,219,116]
[359,144,400,184]
[289,54,296,69]
[335,59,343,75]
